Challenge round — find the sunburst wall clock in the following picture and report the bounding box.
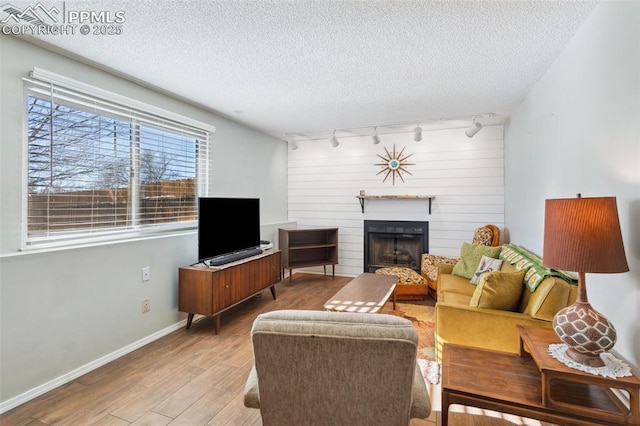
[375,144,414,185]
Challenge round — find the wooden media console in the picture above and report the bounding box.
[178,250,282,334]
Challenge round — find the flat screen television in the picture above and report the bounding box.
[198,197,260,262]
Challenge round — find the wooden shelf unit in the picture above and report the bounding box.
[279,227,338,283]
[178,250,281,334]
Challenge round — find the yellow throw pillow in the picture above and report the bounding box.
[469,270,526,311]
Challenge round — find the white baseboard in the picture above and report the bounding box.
[0,319,188,414]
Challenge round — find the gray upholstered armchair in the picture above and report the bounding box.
[243,310,431,426]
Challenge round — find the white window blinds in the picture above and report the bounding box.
[24,71,212,247]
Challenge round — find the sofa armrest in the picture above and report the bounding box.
[243,365,260,408]
[438,263,455,275]
[435,302,554,363]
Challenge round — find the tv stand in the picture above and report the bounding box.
[179,250,281,334]
[206,247,263,266]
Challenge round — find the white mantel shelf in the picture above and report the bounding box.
[355,195,435,214]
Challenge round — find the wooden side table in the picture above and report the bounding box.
[518,325,640,425]
[441,327,640,425]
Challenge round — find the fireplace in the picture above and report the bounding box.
[364,220,428,273]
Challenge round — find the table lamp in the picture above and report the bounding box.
[543,195,629,367]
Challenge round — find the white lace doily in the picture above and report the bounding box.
[417,358,441,385]
[548,343,632,378]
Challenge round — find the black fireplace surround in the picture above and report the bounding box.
[364,220,429,273]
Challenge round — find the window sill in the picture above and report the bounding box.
[2,228,196,258]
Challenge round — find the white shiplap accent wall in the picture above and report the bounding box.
[287,125,505,278]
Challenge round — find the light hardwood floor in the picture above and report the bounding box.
[1,273,555,426]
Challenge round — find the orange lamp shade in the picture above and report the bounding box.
[543,196,628,274]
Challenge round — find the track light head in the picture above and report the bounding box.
[329,131,339,147]
[372,127,381,145]
[465,121,483,138]
[413,124,423,142]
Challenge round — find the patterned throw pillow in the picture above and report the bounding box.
[469,270,526,311]
[470,255,504,284]
[451,243,502,280]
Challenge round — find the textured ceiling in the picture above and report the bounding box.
[9,0,599,139]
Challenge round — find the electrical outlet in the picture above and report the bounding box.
[142,299,150,313]
[141,267,151,282]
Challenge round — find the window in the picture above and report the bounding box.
[24,71,212,248]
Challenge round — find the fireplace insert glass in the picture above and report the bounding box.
[364,220,428,273]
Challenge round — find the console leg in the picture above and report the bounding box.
[186,313,194,329]
[270,285,277,300]
[323,265,327,276]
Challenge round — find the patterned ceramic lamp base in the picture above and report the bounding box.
[552,301,617,368]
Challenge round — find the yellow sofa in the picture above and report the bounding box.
[434,251,577,363]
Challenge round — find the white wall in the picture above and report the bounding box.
[0,36,289,411]
[287,125,505,277]
[505,0,640,367]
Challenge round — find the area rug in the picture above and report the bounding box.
[384,302,441,384]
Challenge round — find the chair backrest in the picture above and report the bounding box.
[249,309,419,426]
[471,224,501,246]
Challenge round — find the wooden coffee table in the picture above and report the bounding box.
[441,326,640,425]
[323,272,396,313]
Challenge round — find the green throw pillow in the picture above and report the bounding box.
[451,242,502,280]
[469,270,526,311]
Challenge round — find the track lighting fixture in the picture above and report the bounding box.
[413,124,422,142]
[289,138,298,150]
[283,113,496,144]
[371,127,381,145]
[329,131,339,147]
[465,119,483,138]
